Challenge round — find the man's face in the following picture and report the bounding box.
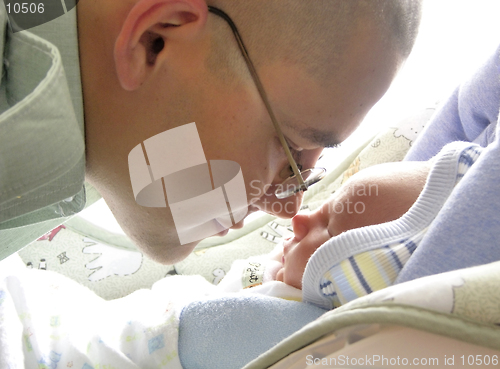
[81,3,402,264]
[193,63,339,222]
[195,35,401,220]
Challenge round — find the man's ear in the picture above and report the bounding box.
[114,0,208,91]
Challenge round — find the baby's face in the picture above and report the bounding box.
[274,160,432,289]
[275,200,337,290]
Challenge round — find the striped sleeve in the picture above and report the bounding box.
[319,233,424,307]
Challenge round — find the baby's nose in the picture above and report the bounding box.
[291,213,309,240]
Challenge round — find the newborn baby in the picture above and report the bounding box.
[218,160,431,300]
[223,141,482,311]
[275,160,431,290]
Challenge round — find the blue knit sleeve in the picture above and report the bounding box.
[397,44,500,283]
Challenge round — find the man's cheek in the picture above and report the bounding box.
[247,179,274,201]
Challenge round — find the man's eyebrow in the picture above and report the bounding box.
[299,127,342,148]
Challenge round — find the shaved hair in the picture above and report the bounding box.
[205,0,422,84]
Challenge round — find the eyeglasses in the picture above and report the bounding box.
[208,6,326,199]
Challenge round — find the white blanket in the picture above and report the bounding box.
[0,254,218,369]
[0,252,301,368]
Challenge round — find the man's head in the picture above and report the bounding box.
[78,0,422,263]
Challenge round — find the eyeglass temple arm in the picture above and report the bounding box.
[208,6,307,191]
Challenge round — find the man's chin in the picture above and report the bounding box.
[216,228,230,237]
[134,237,199,265]
[230,219,246,230]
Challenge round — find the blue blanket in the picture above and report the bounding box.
[178,295,326,369]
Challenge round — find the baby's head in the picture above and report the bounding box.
[275,160,431,289]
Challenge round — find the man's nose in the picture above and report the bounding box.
[291,213,310,240]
